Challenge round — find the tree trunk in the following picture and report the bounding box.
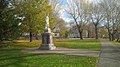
[87,30,90,38]
[111,32,115,41]
[95,25,98,39]
[77,26,83,40]
[108,32,111,41]
[116,33,120,42]
[29,32,32,42]
[107,28,112,41]
[74,19,83,40]
[79,31,83,40]
[108,31,111,41]
[111,33,114,41]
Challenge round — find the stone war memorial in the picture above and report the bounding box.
[39,15,56,50]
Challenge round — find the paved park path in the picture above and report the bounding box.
[23,47,99,57]
[97,39,120,67]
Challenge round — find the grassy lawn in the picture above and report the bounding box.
[0,47,97,67]
[11,38,101,51]
[0,38,101,67]
[112,41,120,46]
[55,38,101,51]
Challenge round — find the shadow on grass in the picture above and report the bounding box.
[0,47,64,67]
[0,47,97,67]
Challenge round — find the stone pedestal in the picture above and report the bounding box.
[40,28,56,50]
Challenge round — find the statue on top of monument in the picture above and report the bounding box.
[45,15,49,29]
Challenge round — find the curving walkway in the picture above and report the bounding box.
[97,39,120,67]
[22,47,99,57]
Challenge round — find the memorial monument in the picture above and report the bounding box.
[39,15,56,50]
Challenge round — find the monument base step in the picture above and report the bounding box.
[39,44,56,50]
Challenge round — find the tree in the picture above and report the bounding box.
[0,0,21,41]
[85,23,94,38]
[53,18,68,37]
[90,4,104,39]
[100,0,120,41]
[99,0,113,40]
[51,0,62,17]
[14,0,55,42]
[50,0,69,37]
[65,0,90,39]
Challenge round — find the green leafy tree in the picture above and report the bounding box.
[53,18,68,37]
[0,0,21,41]
[14,0,55,42]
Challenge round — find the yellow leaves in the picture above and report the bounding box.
[51,5,54,10]
[14,40,41,47]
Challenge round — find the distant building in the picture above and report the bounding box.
[53,27,60,38]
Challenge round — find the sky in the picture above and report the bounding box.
[59,0,99,22]
[59,0,70,22]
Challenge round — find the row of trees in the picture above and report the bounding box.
[0,0,68,42]
[65,0,120,41]
[100,0,120,41]
[0,0,51,42]
[0,0,119,42]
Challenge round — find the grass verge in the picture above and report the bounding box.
[112,41,120,46]
[55,38,101,51]
[0,47,97,67]
[10,38,101,51]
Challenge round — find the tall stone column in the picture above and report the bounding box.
[39,15,56,50]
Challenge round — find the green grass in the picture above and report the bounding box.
[10,38,101,51]
[0,39,100,67]
[55,39,101,51]
[0,47,97,67]
[112,41,120,46]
